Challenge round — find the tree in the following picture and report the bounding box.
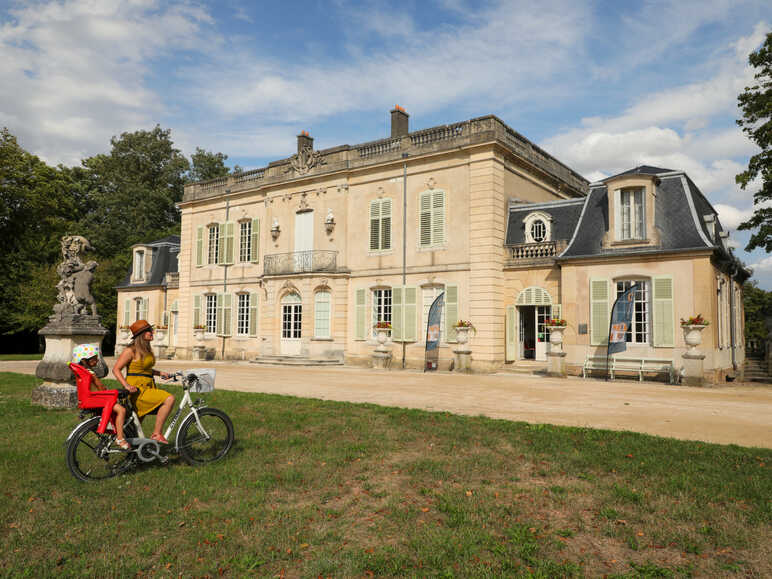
[737,31,772,252]
[743,281,772,352]
[189,147,230,182]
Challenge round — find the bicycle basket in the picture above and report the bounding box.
[184,368,216,392]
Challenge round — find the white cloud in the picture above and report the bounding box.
[714,204,753,229]
[0,0,214,165]
[749,255,772,274]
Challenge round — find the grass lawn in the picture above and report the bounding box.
[0,353,42,361]
[1,372,770,577]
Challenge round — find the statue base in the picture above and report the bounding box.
[193,345,207,361]
[30,382,78,409]
[34,314,108,408]
[546,350,567,377]
[372,349,392,369]
[453,349,472,372]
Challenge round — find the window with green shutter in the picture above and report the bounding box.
[419,190,445,248]
[369,198,392,251]
[193,295,201,328]
[505,305,516,361]
[390,286,418,342]
[216,293,232,336]
[250,218,260,263]
[652,276,674,347]
[196,226,204,267]
[445,285,458,342]
[355,289,366,340]
[123,299,131,326]
[220,222,235,265]
[249,292,259,336]
[590,278,609,346]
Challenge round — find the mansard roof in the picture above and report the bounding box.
[506,198,585,245]
[117,235,180,289]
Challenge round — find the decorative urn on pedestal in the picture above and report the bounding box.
[545,318,567,377]
[452,321,475,372]
[372,322,392,369]
[680,315,709,386]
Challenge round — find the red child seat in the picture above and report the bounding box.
[69,362,119,434]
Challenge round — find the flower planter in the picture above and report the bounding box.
[376,328,390,346]
[682,324,707,354]
[155,328,167,342]
[193,329,205,343]
[455,326,471,345]
[547,325,565,345]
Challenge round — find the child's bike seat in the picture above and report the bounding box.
[68,362,119,434]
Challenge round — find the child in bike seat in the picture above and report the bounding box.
[70,344,130,450]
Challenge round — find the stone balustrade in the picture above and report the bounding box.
[264,250,338,276]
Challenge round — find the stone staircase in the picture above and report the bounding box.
[251,355,343,367]
[497,360,547,375]
[744,357,772,384]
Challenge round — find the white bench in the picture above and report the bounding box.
[583,356,675,384]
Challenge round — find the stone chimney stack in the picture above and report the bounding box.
[297,130,313,153]
[390,105,409,138]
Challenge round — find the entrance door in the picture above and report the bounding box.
[281,293,302,356]
[517,305,551,361]
[294,211,314,272]
[535,306,551,361]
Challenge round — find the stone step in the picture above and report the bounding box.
[498,362,547,375]
[251,355,343,366]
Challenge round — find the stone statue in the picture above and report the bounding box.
[52,235,98,318]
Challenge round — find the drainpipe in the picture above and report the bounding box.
[729,265,738,372]
[401,154,408,369]
[222,196,231,360]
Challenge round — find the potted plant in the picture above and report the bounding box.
[118,325,131,341]
[193,324,206,341]
[453,320,476,344]
[374,321,392,345]
[154,325,168,341]
[680,314,709,352]
[546,318,567,345]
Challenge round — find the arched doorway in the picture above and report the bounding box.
[281,292,302,355]
[515,287,554,361]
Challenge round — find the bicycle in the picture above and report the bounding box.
[65,369,234,482]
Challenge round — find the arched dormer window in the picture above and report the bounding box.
[523,212,553,244]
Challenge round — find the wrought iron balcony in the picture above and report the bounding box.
[264,250,338,276]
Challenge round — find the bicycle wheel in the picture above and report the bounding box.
[177,408,234,465]
[66,416,135,482]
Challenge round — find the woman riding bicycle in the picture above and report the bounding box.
[112,319,175,444]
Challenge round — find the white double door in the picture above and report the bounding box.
[281,293,302,356]
[294,210,314,272]
[518,306,551,361]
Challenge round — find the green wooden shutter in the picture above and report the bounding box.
[223,222,235,265]
[193,295,201,327]
[419,192,432,247]
[382,198,392,250]
[217,223,225,264]
[123,299,130,326]
[216,293,224,335]
[250,219,260,262]
[196,226,203,267]
[446,285,459,342]
[590,278,609,346]
[370,201,381,251]
[392,287,403,341]
[404,286,417,342]
[652,276,674,347]
[505,305,516,361]
[355,288,366,340]
[222,293,232,336]
[432,190,445,245]
[249,292,258,336]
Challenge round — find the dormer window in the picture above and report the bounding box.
[523,212,552,244]
[133,249,145,282]
[617,187,645,240]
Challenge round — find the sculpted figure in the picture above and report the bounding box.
[73,261,98,316]
[52,236,98,318]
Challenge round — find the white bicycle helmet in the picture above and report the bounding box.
[71,343,100,364]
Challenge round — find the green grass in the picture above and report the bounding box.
[0,353,42,361]
[1,371,770,577]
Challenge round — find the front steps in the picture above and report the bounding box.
[744,358,772,384]
[251,355,343,367]
[498,360,547,375]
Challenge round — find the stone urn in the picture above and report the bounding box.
[548,325,566,346]
[154,327,167,342]
[193,328,205,342]
[682,324,707,354]
[546,325,567,377]
[372,326,392,369]
[455,326,472,345]
[119,328,132,343]
[376,328,390,347]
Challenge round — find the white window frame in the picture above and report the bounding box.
[615,279,649,344]
[371,288,392,338]
[523,212,553,244]
[207,224,219,265]
[619,188,645,240]
[133,250,145,282]
[239,221,252,263]
[314,290,332,339]
[421,286,446,343]
[236,293,250,337]
[205,294,217,334]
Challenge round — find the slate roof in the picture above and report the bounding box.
[506,198,585,245]
[116,235,180,289]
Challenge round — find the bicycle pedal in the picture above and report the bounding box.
[158,455,169,464]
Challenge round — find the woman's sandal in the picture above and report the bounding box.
[115,438,131,450]
[151,433,169,445]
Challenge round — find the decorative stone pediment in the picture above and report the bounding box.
[287,146,325,176]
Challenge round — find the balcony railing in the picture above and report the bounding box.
[509,241,560,260]
[264,250,338,275]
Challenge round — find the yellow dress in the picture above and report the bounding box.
[126,354,171,417]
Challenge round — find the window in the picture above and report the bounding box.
[205,294,217,333]
[314,291,331,338]
[282,293,302,339]
[239,221,252,263]
[133,297,147,322]
[419,190,445,248]
[421,286,446,342]
[207,225,219,264]
[237,294,250,336]
[616,280,649,344]
[372,289,392,337]
[530,220,546,242]
[619,188,645,240]
[369,199,392,251]
[134,250,145,281]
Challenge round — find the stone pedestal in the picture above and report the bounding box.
[681,352,706,387]
[546,351,567,377]
[193,345,207,361]
[372,350,392,369]
[453,349,472,372]
[33,314,108,408]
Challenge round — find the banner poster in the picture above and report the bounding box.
[424,292,444,372]
[607,282,642,357]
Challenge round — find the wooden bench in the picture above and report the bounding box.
[583,356,675,384]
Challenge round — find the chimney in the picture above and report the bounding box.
[390,105,409,138]
[297,130,313,153]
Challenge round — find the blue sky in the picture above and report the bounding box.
[1,0,771,289]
